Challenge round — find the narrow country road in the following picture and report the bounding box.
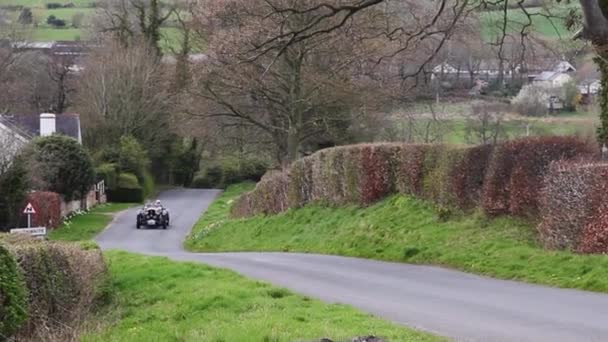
[97,189,608,342]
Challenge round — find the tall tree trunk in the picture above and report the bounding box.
[287,127,300,162]
[596,55,608,145]
[579,0,608,145]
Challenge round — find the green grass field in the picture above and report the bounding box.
[49,203,135,241]
[187,183,608,293]
[83,251,441,342]
[480,4,575,41]
[0,0,94,6]
[385,116,596,145]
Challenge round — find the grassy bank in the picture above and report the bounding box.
[49,203,135,241]
[83,251,440,342]
[187,183,608,293]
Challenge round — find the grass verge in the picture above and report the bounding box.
[186,183,608,293]
[49,203,136,242]
[82,251,441,342]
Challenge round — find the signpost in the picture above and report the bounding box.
[23,203,36,228]
[8,203,46,239]
[10,227,47,239]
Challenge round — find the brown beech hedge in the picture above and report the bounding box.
[538,161,608,253]
[231,137,608,253]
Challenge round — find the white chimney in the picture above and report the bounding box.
[40,113,56,137]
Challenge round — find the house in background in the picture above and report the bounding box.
[0,116,30,170]
[0,113,105,217]
[532,61,576,87]
[532,71,573,87]
[0,112,82,143]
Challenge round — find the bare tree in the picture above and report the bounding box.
[465,102,508,144]
[188,0,388,163]
[230,0,607,143]
[76,40,173,153]
[94,0,176,57]
[48,55,77,114]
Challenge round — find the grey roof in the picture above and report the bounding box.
[0,116,33,141]
[534,71,561,82]
[0,114,81,141]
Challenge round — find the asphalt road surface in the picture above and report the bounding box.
[97,189,608,342]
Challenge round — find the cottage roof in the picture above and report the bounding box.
[0,114,81,141]
[534,71,563,82]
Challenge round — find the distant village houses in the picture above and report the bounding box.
[432,59,576,88]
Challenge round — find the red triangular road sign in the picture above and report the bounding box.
[23,203,36,215]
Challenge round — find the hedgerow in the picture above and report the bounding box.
[452,144,494,209]
[361,144,395,205]
[482,137,596,217]
[3,236,107,340]
[232,137,601,254]
[578,202,608,254]
[287,157,314,208]
[0,243,27,339]
[392,144,428,196]
[537,162,608,250]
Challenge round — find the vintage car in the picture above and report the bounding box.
[136,203,170,229]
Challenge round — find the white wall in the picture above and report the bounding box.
[0,123,28,173]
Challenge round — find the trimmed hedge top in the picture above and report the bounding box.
[117,173,142,190]
[233,137,597,219]
[2,236,107,340]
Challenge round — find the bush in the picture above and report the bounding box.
[46,15,66,27]
[562,80,580,111]
[95,163,118,190]
[203,165,224,188]
[511,84,551,116]
[31,135,95,201]
[0,243,27,339]
[26,191,62,229]
[240,158,268,182]
[192,173,212,189]
[193,157,268,189]
[117,173,140,189]
[107,188,144,203]
[108,172,144,202]
[142,170,155,198]
[250,171,290,215]
[0,156,29,231]
[230,192,254,218]
[118,136,149,180]
[578,202,608,254]
[172,139,200,187]
[537,162,608,250]
[482,136,596,217]
[4,237,107,340]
